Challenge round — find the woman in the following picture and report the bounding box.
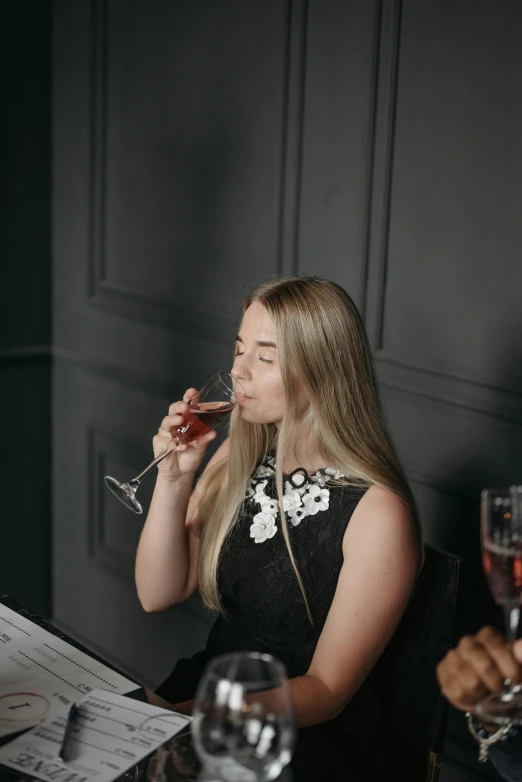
[135,276,421,780]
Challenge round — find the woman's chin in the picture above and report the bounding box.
[239,406,280,426]
[238,406,257,422]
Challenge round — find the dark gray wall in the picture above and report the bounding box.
[1,2,52,616]
[366,2,522,777]
[0,0,515,780]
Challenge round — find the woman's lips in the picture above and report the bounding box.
[237,393,254,404]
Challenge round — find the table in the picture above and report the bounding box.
[0,597,294,782]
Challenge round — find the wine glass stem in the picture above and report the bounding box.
[128,443,177,487]
[503,605,521,690]
[505,605,520,647]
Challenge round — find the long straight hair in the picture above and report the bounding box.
[196,277,422,618]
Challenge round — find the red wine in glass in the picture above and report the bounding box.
[482,540,522,606]
[476,486,522,725]
[104,371,244,514]
[173,401,235,444]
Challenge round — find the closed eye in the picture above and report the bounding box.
[234,350,273,364]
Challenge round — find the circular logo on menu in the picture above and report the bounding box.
[0,692,50,723]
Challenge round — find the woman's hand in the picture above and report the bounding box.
[436,626,522,721]
[153,389,216,482]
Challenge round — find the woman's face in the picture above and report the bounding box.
[231,302,287,425]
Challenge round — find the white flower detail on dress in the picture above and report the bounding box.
[282,489,302,513]
[325,467,344,480]
[253,479,268,502]
[249,511,278,543]
[287,506,308,526]
[254,464,275,479]
[259,497,279,514]
[246,460,340,540]
[302,484,330,516]
[286,483,306,498]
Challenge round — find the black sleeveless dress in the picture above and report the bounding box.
[156,455,389,781]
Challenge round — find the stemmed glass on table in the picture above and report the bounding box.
[476,485,522,724]
[191,652,296,782]
[104,371,243,515]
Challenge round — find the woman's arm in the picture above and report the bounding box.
[290,485,419,726]
[135,437,229,612]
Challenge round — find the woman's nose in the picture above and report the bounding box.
[232,355,251,380]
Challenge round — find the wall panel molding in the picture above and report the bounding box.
[363,0,522,413]
[363,0,402,345]
[377,350,522,404]
[277,0,308,276]
[87,424,143,584]
[295,0,381,308]
[86,0,309,341]
[0,345,51,366]
[53,347,179,399]
[357,0,383,318]
[377,359,522,427]
[86,0,236,343]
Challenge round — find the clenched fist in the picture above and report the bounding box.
[436,626,522,720]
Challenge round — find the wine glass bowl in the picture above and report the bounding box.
[171,399,237,446]
[191,652,295,782]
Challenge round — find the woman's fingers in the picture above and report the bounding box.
[168,401,190,416]
[166,389,199,417]
[190,429,217,447]
[159,414,184,434]
[182,388,199,404]
[177,430,216,452]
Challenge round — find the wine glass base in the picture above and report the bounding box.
[104,476,143,514]
[476,686,522,725]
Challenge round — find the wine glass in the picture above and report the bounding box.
[104,371,243,515]
[475,485,522,724]
[191,652,296,782]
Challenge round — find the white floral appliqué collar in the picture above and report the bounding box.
[245,456,344,544]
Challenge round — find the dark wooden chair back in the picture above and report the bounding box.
[374,544,460,782]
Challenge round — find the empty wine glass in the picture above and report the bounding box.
[191,652,295,782]
[104,371,243,515]
[475,485,522,724]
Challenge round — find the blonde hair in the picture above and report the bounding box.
[197,276,422,618]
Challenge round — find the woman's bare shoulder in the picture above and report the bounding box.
[344,484,418,562]
[356,484,412,519]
